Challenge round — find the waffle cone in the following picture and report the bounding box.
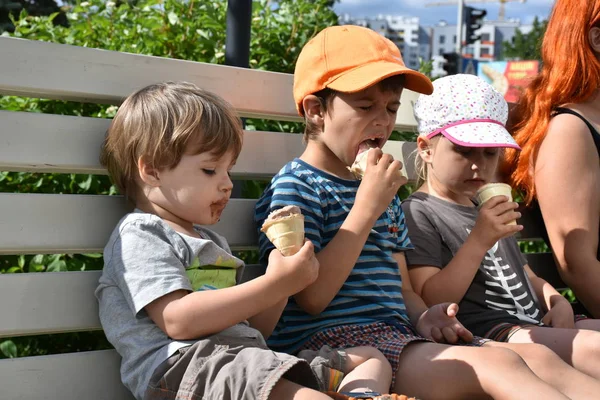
[261,214,305,256]
[475,183,516,225]
[348,149,370,179]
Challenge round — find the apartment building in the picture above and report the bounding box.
[339,14,431,71]
[340,14,530,71]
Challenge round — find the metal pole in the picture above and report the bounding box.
[225,0,252,68]
[456,0,464,54]
[225,0,252,198]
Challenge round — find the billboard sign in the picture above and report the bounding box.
[478,60,539,103]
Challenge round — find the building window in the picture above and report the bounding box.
[439,35,446,44]
[481,33,490,42]
[439,49,444,56]
[453,35,457,44]
[480,47,490,56]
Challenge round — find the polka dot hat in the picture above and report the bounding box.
[413,74,520,150]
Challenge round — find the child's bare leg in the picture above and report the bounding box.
[394,342,568,400]
[508,326,600,380]
[486,340,600,399]
[575,318,600,331]
[269,378,333,400]
[338,346,392,394]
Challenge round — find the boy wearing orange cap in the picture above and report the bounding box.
[255,25,576,399]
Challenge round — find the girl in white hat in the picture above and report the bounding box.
[403,73,600,396]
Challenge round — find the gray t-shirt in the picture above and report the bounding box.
[95,211,256,400]
[402,192,543,337]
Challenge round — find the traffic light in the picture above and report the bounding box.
[442,52,461,76]
[465,6,487,45]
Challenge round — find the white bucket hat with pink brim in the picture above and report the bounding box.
[414,74,520,150]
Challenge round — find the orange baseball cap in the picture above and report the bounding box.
[293,25,434,116]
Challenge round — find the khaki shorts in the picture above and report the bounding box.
[144,333,321,400]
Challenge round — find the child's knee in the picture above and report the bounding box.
[520,342,563,364]
[344,346,390,371]
[576,330,600,358]
[482,346,527,370]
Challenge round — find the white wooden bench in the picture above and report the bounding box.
[0,37,561,400]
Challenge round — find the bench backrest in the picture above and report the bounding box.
[0,37,557,400]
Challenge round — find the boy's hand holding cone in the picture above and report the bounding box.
[261,205,305,256]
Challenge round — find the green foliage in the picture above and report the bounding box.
[418,57,434,80]
[502,17,547,61]
[0,0,67,33]
[0,332,113,359]
[518,240,549,254]
[0,339,17,358]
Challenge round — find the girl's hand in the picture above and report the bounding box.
[416,302,474,344]
[265,240,319,294]
[471,195,522,250]
[355,148,407,219]
[542,298,575,329]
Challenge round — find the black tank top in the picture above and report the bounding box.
[530,107,600,260]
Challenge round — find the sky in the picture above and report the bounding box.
[333,0,555,26]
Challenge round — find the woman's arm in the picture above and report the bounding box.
[535,114,600,317]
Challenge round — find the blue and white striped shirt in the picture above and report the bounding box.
[254,159,413,354]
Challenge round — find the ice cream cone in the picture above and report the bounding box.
[348,148,373,179]
[475,183,517,225]
[261,206,305,256]
[348,148,406,181]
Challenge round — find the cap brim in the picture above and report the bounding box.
[429,121,521,150]
[326,60,434,95]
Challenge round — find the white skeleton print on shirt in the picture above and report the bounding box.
[468,229,542,324]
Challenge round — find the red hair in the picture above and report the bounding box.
[503,0,600,204]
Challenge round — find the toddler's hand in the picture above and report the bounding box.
[266,240,319,294]
[471,195,522,250]
[355,148,407,219]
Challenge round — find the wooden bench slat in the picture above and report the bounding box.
[0,266,266,338]
[0,37,299,122]
[0,194,258,254]
[0,349,134,400]
[0,255,567,338]
[0,37,420,130]
[0,271,103,337]
[0,111,418,176]
[0,111,306,176]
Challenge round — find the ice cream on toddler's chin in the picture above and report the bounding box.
[475,183,517,225]
[261,205,305,256]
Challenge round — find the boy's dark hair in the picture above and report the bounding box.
[303,75,406,141]
[100,82,243,201]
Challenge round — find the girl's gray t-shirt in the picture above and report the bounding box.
[401,192,543,337]
[95,211,254,400]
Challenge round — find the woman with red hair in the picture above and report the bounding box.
[504,0,600,317]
